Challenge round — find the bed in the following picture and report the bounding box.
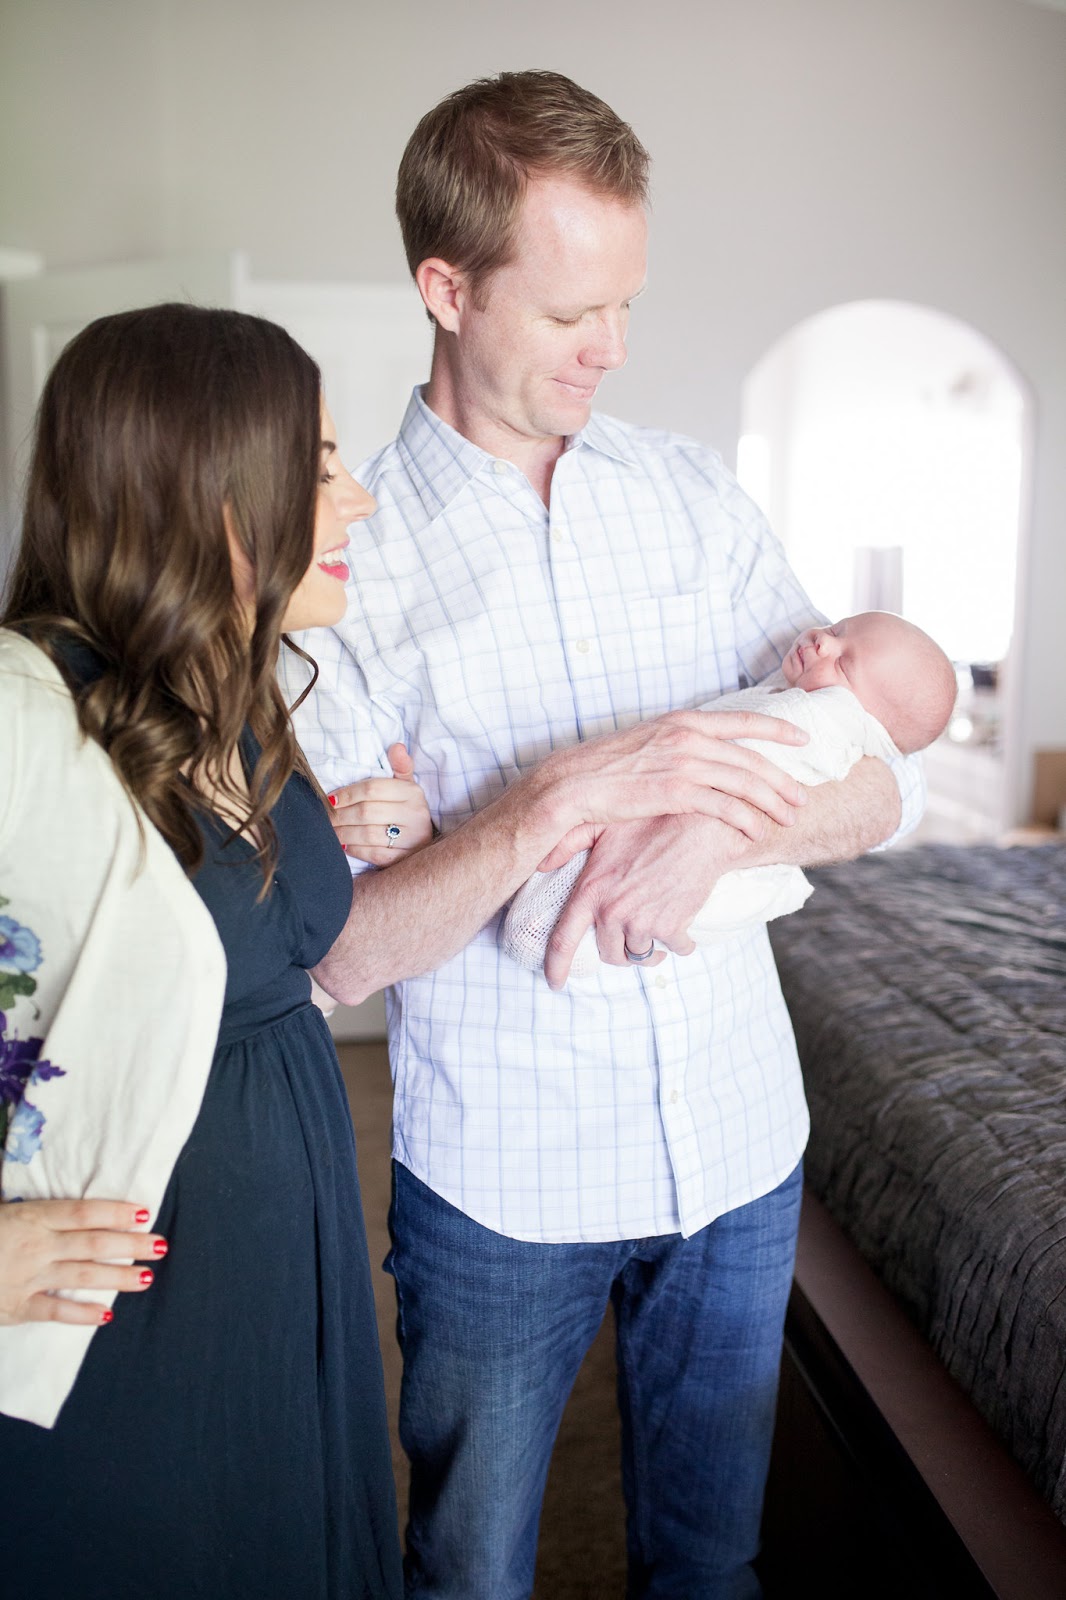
[762,841,1066,1597]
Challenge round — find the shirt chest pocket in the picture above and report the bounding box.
[596,587,725,718]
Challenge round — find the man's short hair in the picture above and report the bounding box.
[396,70,650,299]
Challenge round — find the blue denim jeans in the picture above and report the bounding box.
[385,1159,802,1600]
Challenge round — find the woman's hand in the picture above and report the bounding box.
[0,1198,166,1326]
[327,744,435,866]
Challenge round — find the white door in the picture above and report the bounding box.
[1,252,242,559]
[242,277,431,469]
[1,255,433,567]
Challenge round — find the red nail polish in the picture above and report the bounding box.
[327,793,337,807]
[101,1309,114,1324]
[134,1208,150,1224]
[139,1269,154,1286]
[153,1238,168,1257]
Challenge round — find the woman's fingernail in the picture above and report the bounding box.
[327,794,337,807]
[101,1309,114,1324]
[153,1238,168,1257]
[134,1208,150,1224]
[139,1269,154,1286]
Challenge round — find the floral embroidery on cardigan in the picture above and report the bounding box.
[0,895,67,1164]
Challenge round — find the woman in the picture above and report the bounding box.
[0,303,403,1599]
[0,303,771,1598]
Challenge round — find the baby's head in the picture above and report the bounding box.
[781,611,957,754]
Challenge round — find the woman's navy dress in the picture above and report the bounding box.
[2,751,402,1599]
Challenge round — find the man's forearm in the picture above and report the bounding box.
[315,702,839,1000]
[314,776,563,1006]
[659,756,903,894]
[747,755,901,871]
[546,758,902,972]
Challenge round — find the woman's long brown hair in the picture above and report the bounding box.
[1,302,323,891]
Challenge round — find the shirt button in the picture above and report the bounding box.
[491,459,508,475]
[550,528,566,543]
[655,975,668,989]
[670,1090,679,1104]
[575,639,590,654]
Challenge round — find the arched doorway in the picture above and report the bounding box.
[738,300,1031,841]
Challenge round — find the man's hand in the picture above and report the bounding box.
[536,706,808,845]
[541,758,902,989]
[312,708,817,1006]
[543,815,747,988]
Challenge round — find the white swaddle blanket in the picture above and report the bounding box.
[0,633,226,1427]
[502,681,899,978]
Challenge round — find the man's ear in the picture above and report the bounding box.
[414,257,469,333]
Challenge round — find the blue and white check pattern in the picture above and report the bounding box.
[285,389,924,1243]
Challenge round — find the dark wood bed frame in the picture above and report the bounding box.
[759,1189,1066,1599]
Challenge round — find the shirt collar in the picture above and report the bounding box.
[396,386,639,522]
[567,409,639,469]
[396,388,496,523]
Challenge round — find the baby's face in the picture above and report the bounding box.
[781,613,911,725]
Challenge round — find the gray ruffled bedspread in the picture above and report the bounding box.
[768,843,1066,1523]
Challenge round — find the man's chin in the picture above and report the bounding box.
[539,395,595,437]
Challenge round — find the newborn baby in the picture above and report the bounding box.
[502,611,957,977]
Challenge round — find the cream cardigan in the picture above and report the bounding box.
[0,632,226,1427]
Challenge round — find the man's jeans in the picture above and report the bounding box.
[385,1159,802,1600]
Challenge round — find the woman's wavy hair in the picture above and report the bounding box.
[1,302,323,892]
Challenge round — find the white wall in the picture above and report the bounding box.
[2,0,1064,821]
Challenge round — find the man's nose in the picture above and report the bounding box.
[583,313,628,371]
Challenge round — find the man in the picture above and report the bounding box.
[288,70,921,1600]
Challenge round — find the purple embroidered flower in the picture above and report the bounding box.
[31,1061,65,1083]
[6,1098,46,1164]
[0,916,42,974]
[0,1015,64,1164]
[0,1024,48,1106]
[0,909,65,1166]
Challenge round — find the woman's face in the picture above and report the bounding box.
[282,400,376,633]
